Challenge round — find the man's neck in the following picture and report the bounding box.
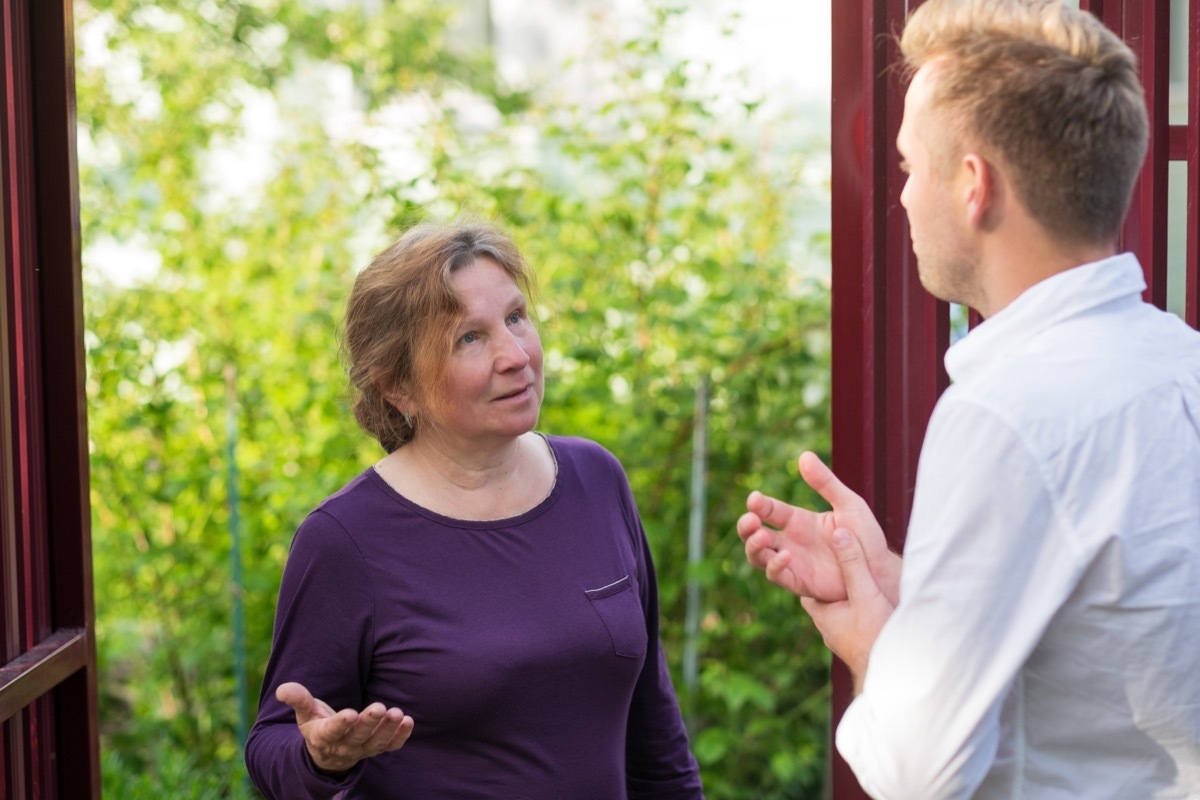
[976,224,1116,318]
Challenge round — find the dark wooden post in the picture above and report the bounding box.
[830,0,947,797]
[0,0,99,797]
[1186,0,1200,327]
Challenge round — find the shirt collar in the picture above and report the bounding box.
[944,252,1147,384]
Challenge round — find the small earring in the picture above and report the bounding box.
[402,410,413,428]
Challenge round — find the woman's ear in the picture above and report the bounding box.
[384,391,409,413]
[383,387,412,415]
[369,367,409,413]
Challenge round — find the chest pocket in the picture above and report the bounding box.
[584,575,647,659]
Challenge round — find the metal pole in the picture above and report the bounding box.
[683,376,708,730]
[225,364,249,793]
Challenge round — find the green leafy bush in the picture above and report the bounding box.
[81,1,833,797]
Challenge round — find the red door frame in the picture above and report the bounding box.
[829,0,1199,797]
[0,0,1193,797]
[0,0,99,797]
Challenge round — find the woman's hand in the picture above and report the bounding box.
[275,682,415,774]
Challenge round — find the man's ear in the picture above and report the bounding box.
[961,153,998,231]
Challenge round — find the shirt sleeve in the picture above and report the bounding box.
[836,399,1089,800]
[610,458,706,799]
[244,510,375,800]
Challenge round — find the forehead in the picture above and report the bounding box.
[897,65,939,153]
[450,257,523,308]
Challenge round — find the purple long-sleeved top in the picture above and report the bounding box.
[245,435,704,799]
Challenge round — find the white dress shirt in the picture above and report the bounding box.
[837,253,1200,799]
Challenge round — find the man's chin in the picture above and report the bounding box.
[917,266,976,308]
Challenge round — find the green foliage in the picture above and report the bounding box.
[102,747,240,800]
[81,0,834,797]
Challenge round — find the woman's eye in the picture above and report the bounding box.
[460,331,478,345]
[508,311,522,325]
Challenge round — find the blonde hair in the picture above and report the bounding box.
[900,0,1148,245]
[343,219,535,452]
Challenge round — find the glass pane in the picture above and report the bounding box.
[1167,161,1187,319]
[1170,0,1188,124]
[949,303,970,345]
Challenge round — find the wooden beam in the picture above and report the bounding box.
[0,630,86,724]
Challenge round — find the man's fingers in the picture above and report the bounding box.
[742,529,779,570]
[743,491,769,520]
[735,510,762,542]
[798,451,862,511]
[745,490,795,531]
[830,528,872,599]
[764,549,794,587]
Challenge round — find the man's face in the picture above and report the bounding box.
[897,65,980,308]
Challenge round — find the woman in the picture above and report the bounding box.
[245,220,704,799]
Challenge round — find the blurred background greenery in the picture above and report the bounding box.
[78,0,835,796]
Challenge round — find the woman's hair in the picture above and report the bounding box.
[900,0,1148,245]
[343,219,535,452]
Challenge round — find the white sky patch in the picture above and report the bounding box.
[129,5,187,33]
[358,96,437,187]
[84,235,163,288]
[75,10,117,73]
[314,62,366,145]
[711,1,831,102]
[151,336,194,375]
[491,0,830,108]
[200,84,281,214]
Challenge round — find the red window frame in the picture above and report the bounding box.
[0,0,99,797]
[830,0,1199,797]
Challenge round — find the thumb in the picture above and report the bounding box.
[830,527,874,600]
[799,452,860,512]
[276,682,317,720]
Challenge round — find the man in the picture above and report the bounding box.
[738,1,1200,798]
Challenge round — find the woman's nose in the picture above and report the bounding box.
[494,330,531,370]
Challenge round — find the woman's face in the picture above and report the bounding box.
[420,256,544,447]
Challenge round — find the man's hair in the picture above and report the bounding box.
[342,219,535,452]
[900,0,1148,245]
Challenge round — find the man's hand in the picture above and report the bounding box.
[737,451,900,604]
[800,527,895,691]
[276,682,414,774]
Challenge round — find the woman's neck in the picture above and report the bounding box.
[376,432,556,521]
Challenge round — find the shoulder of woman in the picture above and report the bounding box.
[545,434,628,475]
[289,470,381,555]
[544,433,613,460]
